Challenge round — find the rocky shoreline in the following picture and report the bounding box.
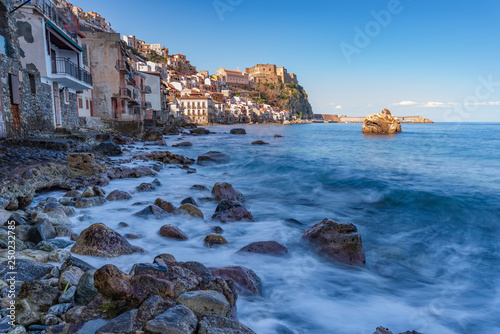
[0,124,421,334]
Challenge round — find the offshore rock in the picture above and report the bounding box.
[212,200,254,223]
[197,151,230,166]
[92,140,122,156]
[204,234,228,247]
[176,203,204,219]
[154,198,176,213]
[71,223,145,257]
[230,128,246,135]
[177,290,230,318]
[303,218,366,266]
[198,315,256,334]
[106,189,132,201]
[144,305,198,334]
[134,151,194,165]
[134,205,169,219]
[209,266,261,296]
[142,129,164,142]
[362,109,402,134]
[159,224,188,240]
[237,241,288,257]
[212,182,245,202]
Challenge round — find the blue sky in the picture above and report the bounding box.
[74,0,500,121]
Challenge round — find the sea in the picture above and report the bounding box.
[36,122,500,334]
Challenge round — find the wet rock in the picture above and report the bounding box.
[7,325,28,334]
[0,260,54,281]
[0,228,28,251]
[58,266,84,290]
[204,234,228,247]
[55,226,79,241]
[125,233,141,239]
[181,197,198,207]
[212,200,254,223]
[191,184,209,191]
[198,315,256,334]
[71,223,145,257]
[212,226,224,234]
[362,109,402,134]
[173,141,193,147]
[15,299,40,327]
[129,274,175,307]
[190,128,211,135]
[92,185,106,197]
[93,264,134,301]
[74,197,107,209]
[303,218,366,266]
[93,140,122,156]
[67,153,104,178]
[134,205,168,219]
[137,182,156,192]
[75,269,98,305]
[48,249,71,263]
[5,212,28,226]
[106,189,132,201]
[230,128,246,135]
[35,239,73,252]
[237,241,288,257]
[63,190,81,198]
[107,165,156,179]
[154,198,176,213]
[58,286,76,303]
[95,309,137,334]
[27,220,56,244]
[211,182,245,202]
[144,305,197,334]
[251,140,269,145]
[209,266,261,296]
[135,295,174,329]
[160,224,188,240]
[177,290,230,317]
[134,151,195,165]
[197,151,230,166]
[143,130,164,142]
[81,186,96,198]
[155,253,177,263]
[17,280,60,311]
[177,203,204,219]
[48,303,73,317]
[63,255,95,272]
[152,178,162,187]
[274,134,283,138]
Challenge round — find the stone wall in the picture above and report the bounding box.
[60,90,79,129]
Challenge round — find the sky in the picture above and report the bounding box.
[73,0,500,122]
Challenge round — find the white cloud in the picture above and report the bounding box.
[392,101,417,106]
[464,101,500,106]
[420,102,458,108]
[334,105,343,110]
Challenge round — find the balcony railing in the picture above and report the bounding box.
[116,60,131,74]
[126,72,136,85]
[141,85,152,94]
[22,0,79,42]
[118,88,132,99]
[145,102,152,108]
[52,57,92,85]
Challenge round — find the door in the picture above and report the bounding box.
[51,49,57,73]
[53,82,61,126]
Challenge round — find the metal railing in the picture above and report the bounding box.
[115,60,131,73]
[52,57,92,85]
[118,88,132,99]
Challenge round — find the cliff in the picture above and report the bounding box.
[251,82,313,119]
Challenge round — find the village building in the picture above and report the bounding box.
[216,67,249,86]
[178,96,214,124]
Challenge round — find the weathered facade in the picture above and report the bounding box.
[245,63,298,85]
[178,96,214,124]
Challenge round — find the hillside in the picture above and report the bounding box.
[250,82,313,119]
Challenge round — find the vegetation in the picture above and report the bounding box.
[251,82,313,118]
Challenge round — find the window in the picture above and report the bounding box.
[63,88,70,104]
[86,99,89,109]
[29,74,36,95]
[78,98,83,108]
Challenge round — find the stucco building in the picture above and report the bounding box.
[178,96,214,124]
[216,67,249,86]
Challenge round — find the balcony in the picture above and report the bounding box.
[145,102,152,108]
[118,88,132,100]
[141,85,152,94]
[51,57,92,90]
[126,72,136,85]
[116,60,131,74]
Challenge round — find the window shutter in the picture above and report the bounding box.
[9,73,20,105]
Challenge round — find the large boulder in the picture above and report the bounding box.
[197,151,230,166]
[142,130,164,142]
[17,280,60,311]
[198,315,256,334]
[159,224,188,240]
[172,141,193,147]
[303,219,366,266]
[212,200,254,223]
[209,266,261,296]
[230,128,246,135]
[71,223,145,257]
[177,290,230,318]
[74,197,107,209]
[176,203,204,219]
[144,305,198,334]
[190,128,211,135]
[106,190,132,201]
[204,234,228,247]
[362,109,402,134]
[134,205,169,219]
[75,269,98,305]
[154,198,176,213]
[237,241,288,257]
[0,260,54,281]
[67,153,104,177]
[211,182,244,202]
[93,140,123,156]
[27,220,57,244]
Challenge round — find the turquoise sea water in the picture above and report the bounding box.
[39,123,500,333]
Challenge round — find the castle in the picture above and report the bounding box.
[245,64,298,85]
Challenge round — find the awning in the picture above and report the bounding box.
[46,21,83,52]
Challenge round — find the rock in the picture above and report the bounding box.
[143,130,164,141]
[230,128,246,135]
[0,228,28,250]
[63,190,81,198]
[204,234,228,247]
[67,153,104,177]
[152,178,162,187]
[211,182,245,202]
[58,286,76,303]
[27,220,56,244]
[303,218,366,266]
[55,227,79,241]
[362,109,402,134]
[48,303,73,317]
[173,141,193,147]
[75,269,98,305]
[177,203,204,219]
[135,295,174,329]
[191,184,209,191]
[181,197,198,207]
[48,249,71,263]
[92,185,106,197]
[35,239,73,252]
[137,182,156,192]
[135,205,168,218]
[134,151,194,165]
[251,140,269,145]
[177,290,230,317]
[190,128,211,135]
[212,200,254,223]
[274,134,283,138]
[212,226,224,234]
[5,212,28,225]
[198,315,256,334]
[95,309,137,334]
[74,197,107,209]
[0,317,13,333]
[0,259,54,281]
[237,241,288,257]
[125,233,141,239]
[93,140,122,156]
[17,280,60,311]
[63,255,95,272]
[58,266,84,290]
[374,327,393,334]
[209,266,261,296]
[154,198,176,213]
[7,325,28,334]
[15,299,40,327]
[144,305,197,334]
[197,151,230,166]
[71,223,145,257]
[106,190,132,201]
[81,186,96,198]
[93,264,134,301]
[159,224,188,240]
[107,165,156,179]
[154,253,177,263]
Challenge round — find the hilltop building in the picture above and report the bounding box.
[245,64,298,84]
